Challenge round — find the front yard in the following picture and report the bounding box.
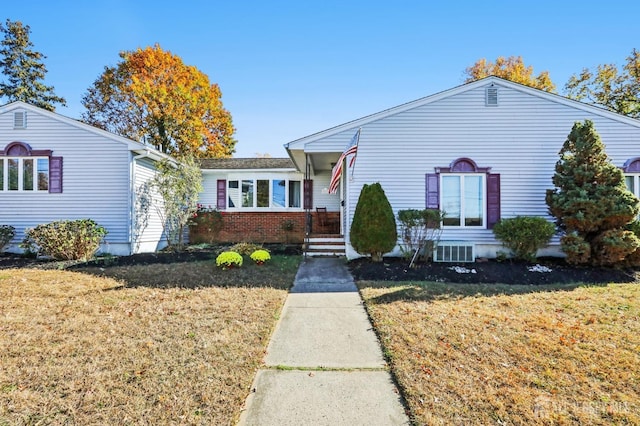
[0,255,299,425]
[359,280,640,425]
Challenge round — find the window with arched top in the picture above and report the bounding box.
[623,157,640,199]
[426,157,500,229]
[0,141,62,193]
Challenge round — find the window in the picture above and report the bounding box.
[223,178,303,210]
[1,157,49,192]
[625,175,640,197]
[1,142,60,193]
[441,174,484,227]
[426,158,500,229]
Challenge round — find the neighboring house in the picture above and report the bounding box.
[196,158,309,244]
[0,101,170,255]
[284,76,640,260]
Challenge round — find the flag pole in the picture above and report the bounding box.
[349,128,361,181]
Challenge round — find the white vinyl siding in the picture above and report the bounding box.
[0,106,134,254]
[132,158,166,253]
[296,81,640,255]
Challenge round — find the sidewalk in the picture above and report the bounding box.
[238,257,409,425]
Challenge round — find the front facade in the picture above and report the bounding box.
[285,77,640,259]
[0,101,168,255]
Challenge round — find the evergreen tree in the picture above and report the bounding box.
[546,120,640,265]
[0,19,66,111]
[350,182,397,262]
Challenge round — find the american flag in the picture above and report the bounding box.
[329,129,360,194]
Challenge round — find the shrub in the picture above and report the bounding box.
[21,219,107,261]
[397,209,444,264]
[189,204,224,235]
[350,183,397,262]
[216,251,243,269]
[228,242,263,255]
[546,120,640,265]
[492,216,555,262]
[0,225,15,252]
[250,249,271,264]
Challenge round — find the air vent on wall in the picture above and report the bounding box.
[486,86,498,106]
[14,111,26,128]
[434,242,475,262]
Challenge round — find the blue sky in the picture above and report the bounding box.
[3,1,639,157]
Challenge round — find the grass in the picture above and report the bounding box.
[0,255,300,425]
[359,280,640,425]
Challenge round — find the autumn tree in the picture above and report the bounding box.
[546,120,640,265]
[0,19,66,111]
[565,49,640,118]
[464,56,556,92]
[82,44,235,158]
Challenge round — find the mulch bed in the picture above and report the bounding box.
[347,256,639,285]
[2,249,638,285]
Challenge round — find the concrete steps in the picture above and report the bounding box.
[305,235,345,257]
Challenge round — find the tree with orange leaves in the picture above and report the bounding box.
[464,56,556,93]
[82,44,235,158]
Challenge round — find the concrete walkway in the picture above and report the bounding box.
[238,257,410,425]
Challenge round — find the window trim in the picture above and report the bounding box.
[440,173,486,228]
[0,141,61,193]
[224,177,304,211]
[426,157,500,229]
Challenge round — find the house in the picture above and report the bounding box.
[0,101,170,255]
[283,76,640,260]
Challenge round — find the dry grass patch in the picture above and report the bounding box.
[360,281,640,425]
[0,269,288,425]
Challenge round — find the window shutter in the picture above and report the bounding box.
[303,179,313,209]
[49,156,63,193]
[216,179,226,210]
[425,173,439,209]
[487,173,500,229]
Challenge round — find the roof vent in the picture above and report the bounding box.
[485,86,498,106]
[14,111,26,128]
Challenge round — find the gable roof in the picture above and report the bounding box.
[199,157,295,170]
[0,101,173,162]
[284,76,640,150]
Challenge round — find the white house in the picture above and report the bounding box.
[0,101,170,255]
[284,77,640,260]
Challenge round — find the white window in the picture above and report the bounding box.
[441,174,485,227]
[1,157,49,192]
[625,174,640,197]
[228,178,302,210]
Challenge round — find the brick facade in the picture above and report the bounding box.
[189,211,340,244]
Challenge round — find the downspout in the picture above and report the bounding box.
[130,149,152,254]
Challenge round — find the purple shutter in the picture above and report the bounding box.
[49,156,63,193]
[425,173,439,209]
[487,173,500,229]
[217,179,226,210]
[303,179,313,209]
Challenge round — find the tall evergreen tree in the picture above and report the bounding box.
[546,120,640,265]
[0,19,66,111]
[350,182,397,262]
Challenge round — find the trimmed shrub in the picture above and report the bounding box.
[228,242,264,255]
[216,251,243,269]
[560,233,591,265]
[0,225,16,252]
[492,216,555,262]
[250,249,271,264]
[21,219,107,261]
[350,182,397,262]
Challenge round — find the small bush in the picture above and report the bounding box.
[228,242,263,255]
[0,225,16,252]
[560,233,591,265]
[21,219,107,261]
[189,204,224,234]
[493,216,555,262]
[250,249,271,264]
[216,251,243,269]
